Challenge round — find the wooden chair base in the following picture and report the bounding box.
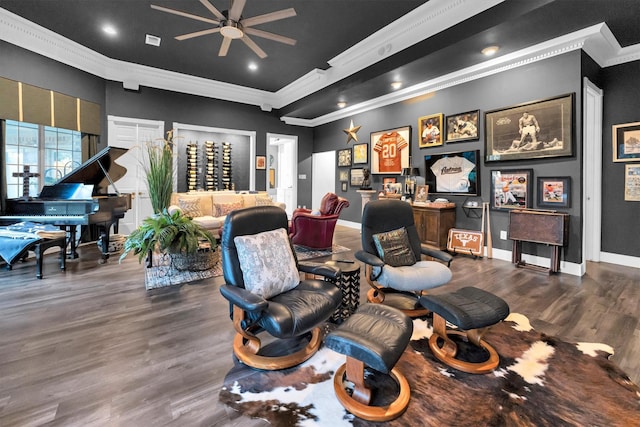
[428,313,500,374]
[366,288,429,318]
[333,357,410,422]
[232,327,322,370]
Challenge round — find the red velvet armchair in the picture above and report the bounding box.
[289,193,350,250]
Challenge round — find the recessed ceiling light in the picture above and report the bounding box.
[337,101,347,108]
[102,25,117,36]
[481,45,499,56]
[145,34,161,47]
[391,81,403,90]
[248,62,258,71]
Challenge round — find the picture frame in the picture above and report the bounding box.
[338,170,349,182]
[337,148,352,167]
[350,168,364,186]
[424,149,481,196]
[418,113,444,148]
[485,93,574,162]
[612,121,640,162]
[382,177,396,185]
[624,164,640,201]
[414,184,429,203]
[445,110,480,142]
[256,155,266,170]
[353,142,368,164]
[341,181,348,192]
[370,126,411,174]
[537,176,570,208]
[490,169,533,211]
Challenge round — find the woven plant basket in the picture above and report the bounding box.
[169,248,217,271]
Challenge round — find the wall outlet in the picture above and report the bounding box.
[500,230,507,240]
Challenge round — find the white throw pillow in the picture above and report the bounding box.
[234,228,299,299]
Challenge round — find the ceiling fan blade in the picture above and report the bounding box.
[228,0,247,22]
[219,37,232,56]
[150,4,219,25]
[244,28,296,46]
[175,27,221,41]
[241,35,267,59]
[198,0,225,20]
[241,8,296,27]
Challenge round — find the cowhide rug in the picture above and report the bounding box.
[219,313,640,426]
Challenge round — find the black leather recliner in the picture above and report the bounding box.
[219,205,343,370]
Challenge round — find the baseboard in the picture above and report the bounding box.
[337,219,360,230]
[599,251,640,269]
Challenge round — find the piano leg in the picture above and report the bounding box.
[65,225,80,259]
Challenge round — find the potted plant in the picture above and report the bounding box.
[145,130,175,214]
[119,209,217,271]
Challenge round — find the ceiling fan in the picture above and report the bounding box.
[150,0,297,59]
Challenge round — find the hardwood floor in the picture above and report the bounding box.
[1,225,638,426]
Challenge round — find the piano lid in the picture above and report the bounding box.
[57,146,128,194]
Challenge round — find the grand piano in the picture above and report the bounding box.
[1,146,132,262]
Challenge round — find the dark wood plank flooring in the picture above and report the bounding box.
[1,225,638,426]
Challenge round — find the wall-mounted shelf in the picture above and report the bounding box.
[462,197,484,218]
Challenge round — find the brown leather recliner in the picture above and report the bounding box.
[289,193,350,250]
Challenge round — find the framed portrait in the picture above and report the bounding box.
[612,121,640,162]
[338,170,349,182]
[624,164,640,201]
[424,149,481,196]
[418,113,444,148]
[537,176,570,208]
[256,155,266,170]
[341,181,348,192]
[337,148,352,167]
[445,110,479,142]
[350,168,364,186]
[370,126,411,174]
[414,184,429,203]
[485,93,574,162]
[353,143,368,164]
[490,169,533,211]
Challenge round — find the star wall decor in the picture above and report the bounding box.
[343,119,361,144]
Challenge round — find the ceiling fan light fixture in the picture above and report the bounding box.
[220,20,244,39]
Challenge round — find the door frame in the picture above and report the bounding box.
[267,133,298,216]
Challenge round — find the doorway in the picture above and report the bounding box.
[267,133,297,216]
[311,151,336,209]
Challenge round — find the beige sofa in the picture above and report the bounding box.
[168,191,285,238]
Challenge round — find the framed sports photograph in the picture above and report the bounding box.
[485,93,574,162]
[445,110,479,142]
[337,148,352,167]
[424,149,480,196]
[625,164,640,201]
[353,143,368,164]
[370,126,410,174]
[537,176,570,208]
[338,170,349,182]
[490,169,533,211]
[256,155,266,170]
[350,168,364,186]
[612,121,640,162]
[414,184,429,203]
[418,113,444,148]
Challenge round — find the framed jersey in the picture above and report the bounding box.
[370,126,411,174]
[424,149,481,196]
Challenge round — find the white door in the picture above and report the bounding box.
[311,151,336,209]
[268,133,298,216]
[107,116,164,235]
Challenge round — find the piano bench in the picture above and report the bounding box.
[6,237,67,279]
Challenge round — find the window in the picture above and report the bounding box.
[5,120,82,198]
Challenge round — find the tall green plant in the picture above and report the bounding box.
[145,130,175,214]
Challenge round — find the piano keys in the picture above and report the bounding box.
[1,146,132,262]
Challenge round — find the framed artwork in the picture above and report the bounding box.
[382,177,396,185]
[612,121,640,162]
[424,149,480,196]
[418,113,444,148]
[414,184,429,203]
[537,176,570,208]
[341,181,348,192]
[256,155,266,170]
[338,170,349,182]
[485,93,574,162]
[337,148,352,167]
[269,168,276,188]
[350,168,364,186]
[353,143,368,164]
[370,126,411,174]
[624,164,640,201]
[445,110,479,142]
[490,169,533,211]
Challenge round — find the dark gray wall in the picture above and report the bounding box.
[314,52,584,263]
[601,61,640,257]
